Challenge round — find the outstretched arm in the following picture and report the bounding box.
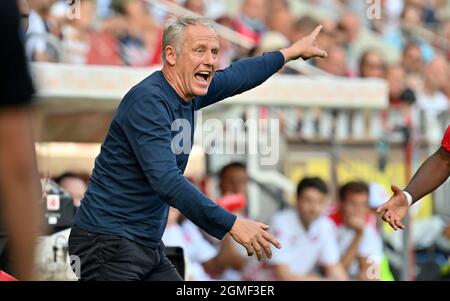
[377,147,450,230]
[405,147,450,201]
[195,25,327,109]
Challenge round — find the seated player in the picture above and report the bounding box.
[269,177,348,280]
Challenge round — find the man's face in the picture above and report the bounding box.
[219,167,248,196]
[361,52,385,78]
[341,192,369,226]
[403,46,422,72]
[297,188,328,227]
[174,25,219,99]
[242,0,267,21]
[387,66,405,99]
[185,0,205,15]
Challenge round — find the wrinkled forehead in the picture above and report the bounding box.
[183,24,219,46]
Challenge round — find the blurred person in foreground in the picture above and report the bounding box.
[378,125,450,230]
[0,0,42,280]
[270,177,347,280]
[68,15,328,280]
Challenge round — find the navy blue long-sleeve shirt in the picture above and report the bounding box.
[74,50,285,248]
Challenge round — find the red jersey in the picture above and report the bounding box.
[442,125,450,152]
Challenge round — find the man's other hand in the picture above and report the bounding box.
[229,216,281,261]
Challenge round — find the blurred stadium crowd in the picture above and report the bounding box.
[20,0,450,145]
[6,0,450,281]
[22,0,450,113]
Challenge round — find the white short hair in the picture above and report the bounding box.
[161,16,217,63]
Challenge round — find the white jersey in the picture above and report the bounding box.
[334,223,383,277]
[270,209,340,276]
[163,220,217,281]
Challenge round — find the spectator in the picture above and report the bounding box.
[96,0,113,19]
[60,0,96,64]
[86,7,128,66]
[442,19,450,59]
[205,162,250,280]
[232,0,268,44]
[267,0,289,14]
[387,64,406,106]
[315,45,350,76]
[162,207,218,281]
[359,49,386,78]
[270,177,347,280]
[329,181,383,280]
[250,31,297,75]
[402,42,424,75]
[214,15,236,69]
[416,54,449,119]
[290,16,320,44]
[54,172,87,208]
[184,0,205,16]
[384,2,435,62]
[219,162,248,197]
[26,0,59,62]
[401,41,425,91]
[110,0,159,66]
[266,6,294,41]
[338,12,361,48]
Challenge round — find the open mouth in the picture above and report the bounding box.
[195,71,211,84]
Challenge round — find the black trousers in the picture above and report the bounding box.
[68,225,183,281]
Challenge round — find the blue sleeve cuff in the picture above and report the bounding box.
[214,211,237,240]
[264,50,286,73]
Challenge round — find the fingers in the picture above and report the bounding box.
[315,48,328,58]
[243,242,253,257]
[251,236,274,261]
[382,211,407,230]
[310,25,323,40]
[395,218,406,230]
[262,231,282,249]
[309,25,327,58]
[376,202,389,214]
[257,222,269,230]
[391,184,402,195]
[257,235,272,259]
[251,239,263,261]
[383,211,398,230]
[389,218,399,231]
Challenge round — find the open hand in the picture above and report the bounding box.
[229,216,281,261]
[376,185,409,230]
